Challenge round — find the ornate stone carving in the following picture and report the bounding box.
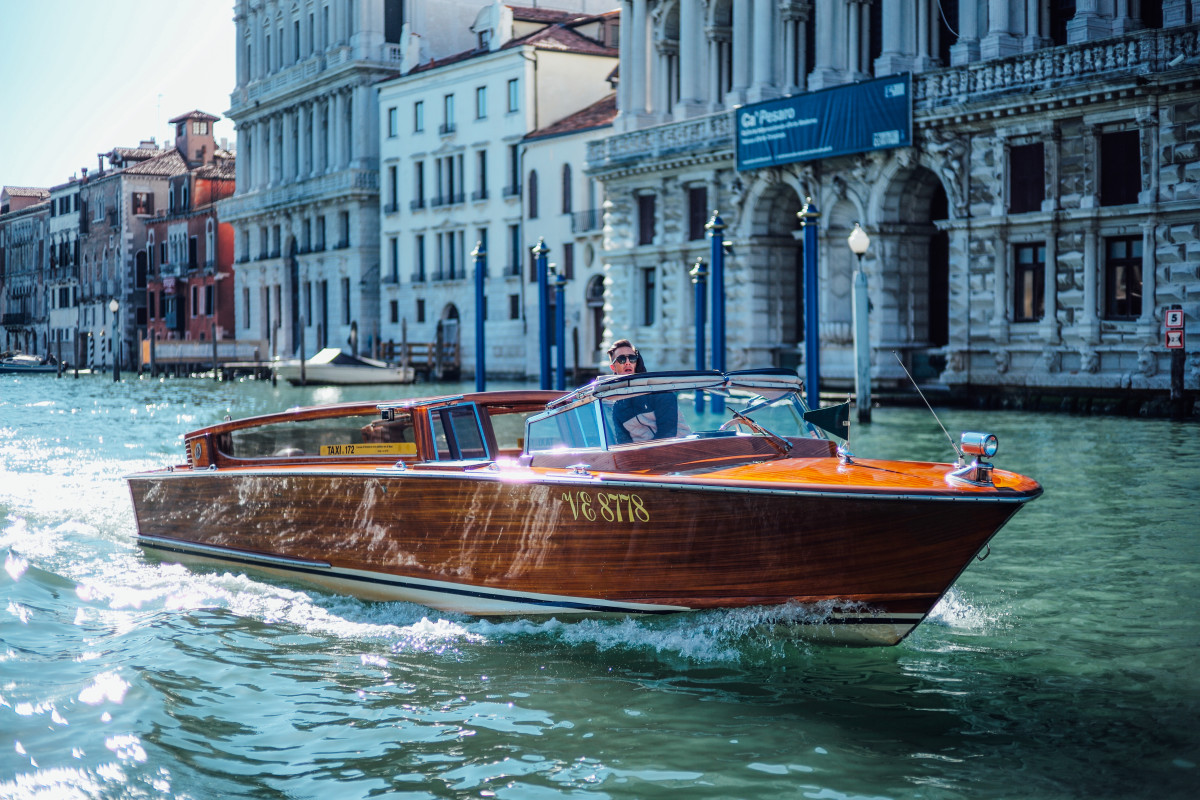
[1138,346,1157,377]
[994,349,1011,374]
[1080,347,1100,374]
[1039,347,1060,373]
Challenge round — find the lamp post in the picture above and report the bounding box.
[531,238,551,390]
[109,298,120,382]
[847,222,871,423]
[690,257,708,414]
[471,240,487,392]
[797,198,821,410]
[551,263,567,391]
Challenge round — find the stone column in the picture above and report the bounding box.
[847,0,863,78]
[615,0,633,130]
[982,0,1020,59]
[676,0,704,117]
[807,0,843,89]
[1067,0,1111,44]
[707,28,731,109]
[749,0,777,101]
[1080,223,1100,344]
[915,0,937,70]
[1138,219,1157,338]
[1163,1,1191,28]
[1040,220,1059,343]
[630,0,649,120]
[950,0,980,65]
[731,0,751,104]
[875,0,913,76]
[331,91,345,171]
[353,83,371,168]
[991,225,1010,344]
[282,109,295,182]
[1025,0,1049,48]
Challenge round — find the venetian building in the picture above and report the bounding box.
[589,0,1200,400]
[222,0,408,359]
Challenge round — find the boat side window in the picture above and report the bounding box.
[429,404,490,460]
[526,402,604,452]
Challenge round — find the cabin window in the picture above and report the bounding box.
[218,408,415,460]
[525,403,604,452]
[429,404,490,460]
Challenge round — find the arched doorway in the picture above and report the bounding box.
[876,165,951,380]
[744,181,806,370]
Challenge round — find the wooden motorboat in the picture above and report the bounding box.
[126,369,1042,645]
[275,347,415,385]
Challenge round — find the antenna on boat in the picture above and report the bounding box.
[892,351,964,464]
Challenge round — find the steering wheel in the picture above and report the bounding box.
[719,415,753,432]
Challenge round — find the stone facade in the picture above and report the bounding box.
[589,1,1200,401]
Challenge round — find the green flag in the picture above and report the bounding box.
[803,401,851,440]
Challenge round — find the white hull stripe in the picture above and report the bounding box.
[138,535,928,627]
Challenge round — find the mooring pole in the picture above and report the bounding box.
[471,240,487,392]
[690,257,708,414]
[798,198,821,410]
[552,265,567,391]
[532,238,551,390]
[706,212,726,414]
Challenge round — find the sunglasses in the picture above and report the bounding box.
[611,353,638,365]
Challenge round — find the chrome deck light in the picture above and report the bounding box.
[948,432,999,486]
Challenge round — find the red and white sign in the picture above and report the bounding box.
[1166,309,1184,329]
[1166,329,1185,349]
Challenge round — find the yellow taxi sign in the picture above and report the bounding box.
[320,442,417,457]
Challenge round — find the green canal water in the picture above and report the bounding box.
[1,374,1197,799]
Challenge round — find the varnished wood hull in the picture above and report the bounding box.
[128,463,1036,645]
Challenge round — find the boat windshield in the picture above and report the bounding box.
[525,380,823,453]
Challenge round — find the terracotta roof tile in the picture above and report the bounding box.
[526,93,616,140]
[504,24,617,56]
[123,149,189,177]
[168,109,220,124]
[2,186,50,199]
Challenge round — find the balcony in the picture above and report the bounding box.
[410,271,426,283]
[471,189,489,202]
[430,195,447,208]
[410,199,426,211]
[2,312,32,328]
[384,202,399,214]
[913,24,1199,112]
[571,208,602,234]
[438,122,456,136]
[502,184,521,199]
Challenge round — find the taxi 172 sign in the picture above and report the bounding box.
[736,74,913,171]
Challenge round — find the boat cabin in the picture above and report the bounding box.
[181,371,836,474]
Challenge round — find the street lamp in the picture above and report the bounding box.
[109,298,120,382]
[847,223,870,423]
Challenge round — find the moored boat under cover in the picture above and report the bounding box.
[126,371,1042,645]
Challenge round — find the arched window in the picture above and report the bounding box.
[205,219,216,266]
[528,170,539,219]
[586,274,605,355]
[561,164,572,214]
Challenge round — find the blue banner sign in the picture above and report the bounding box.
[736,74,912,171]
